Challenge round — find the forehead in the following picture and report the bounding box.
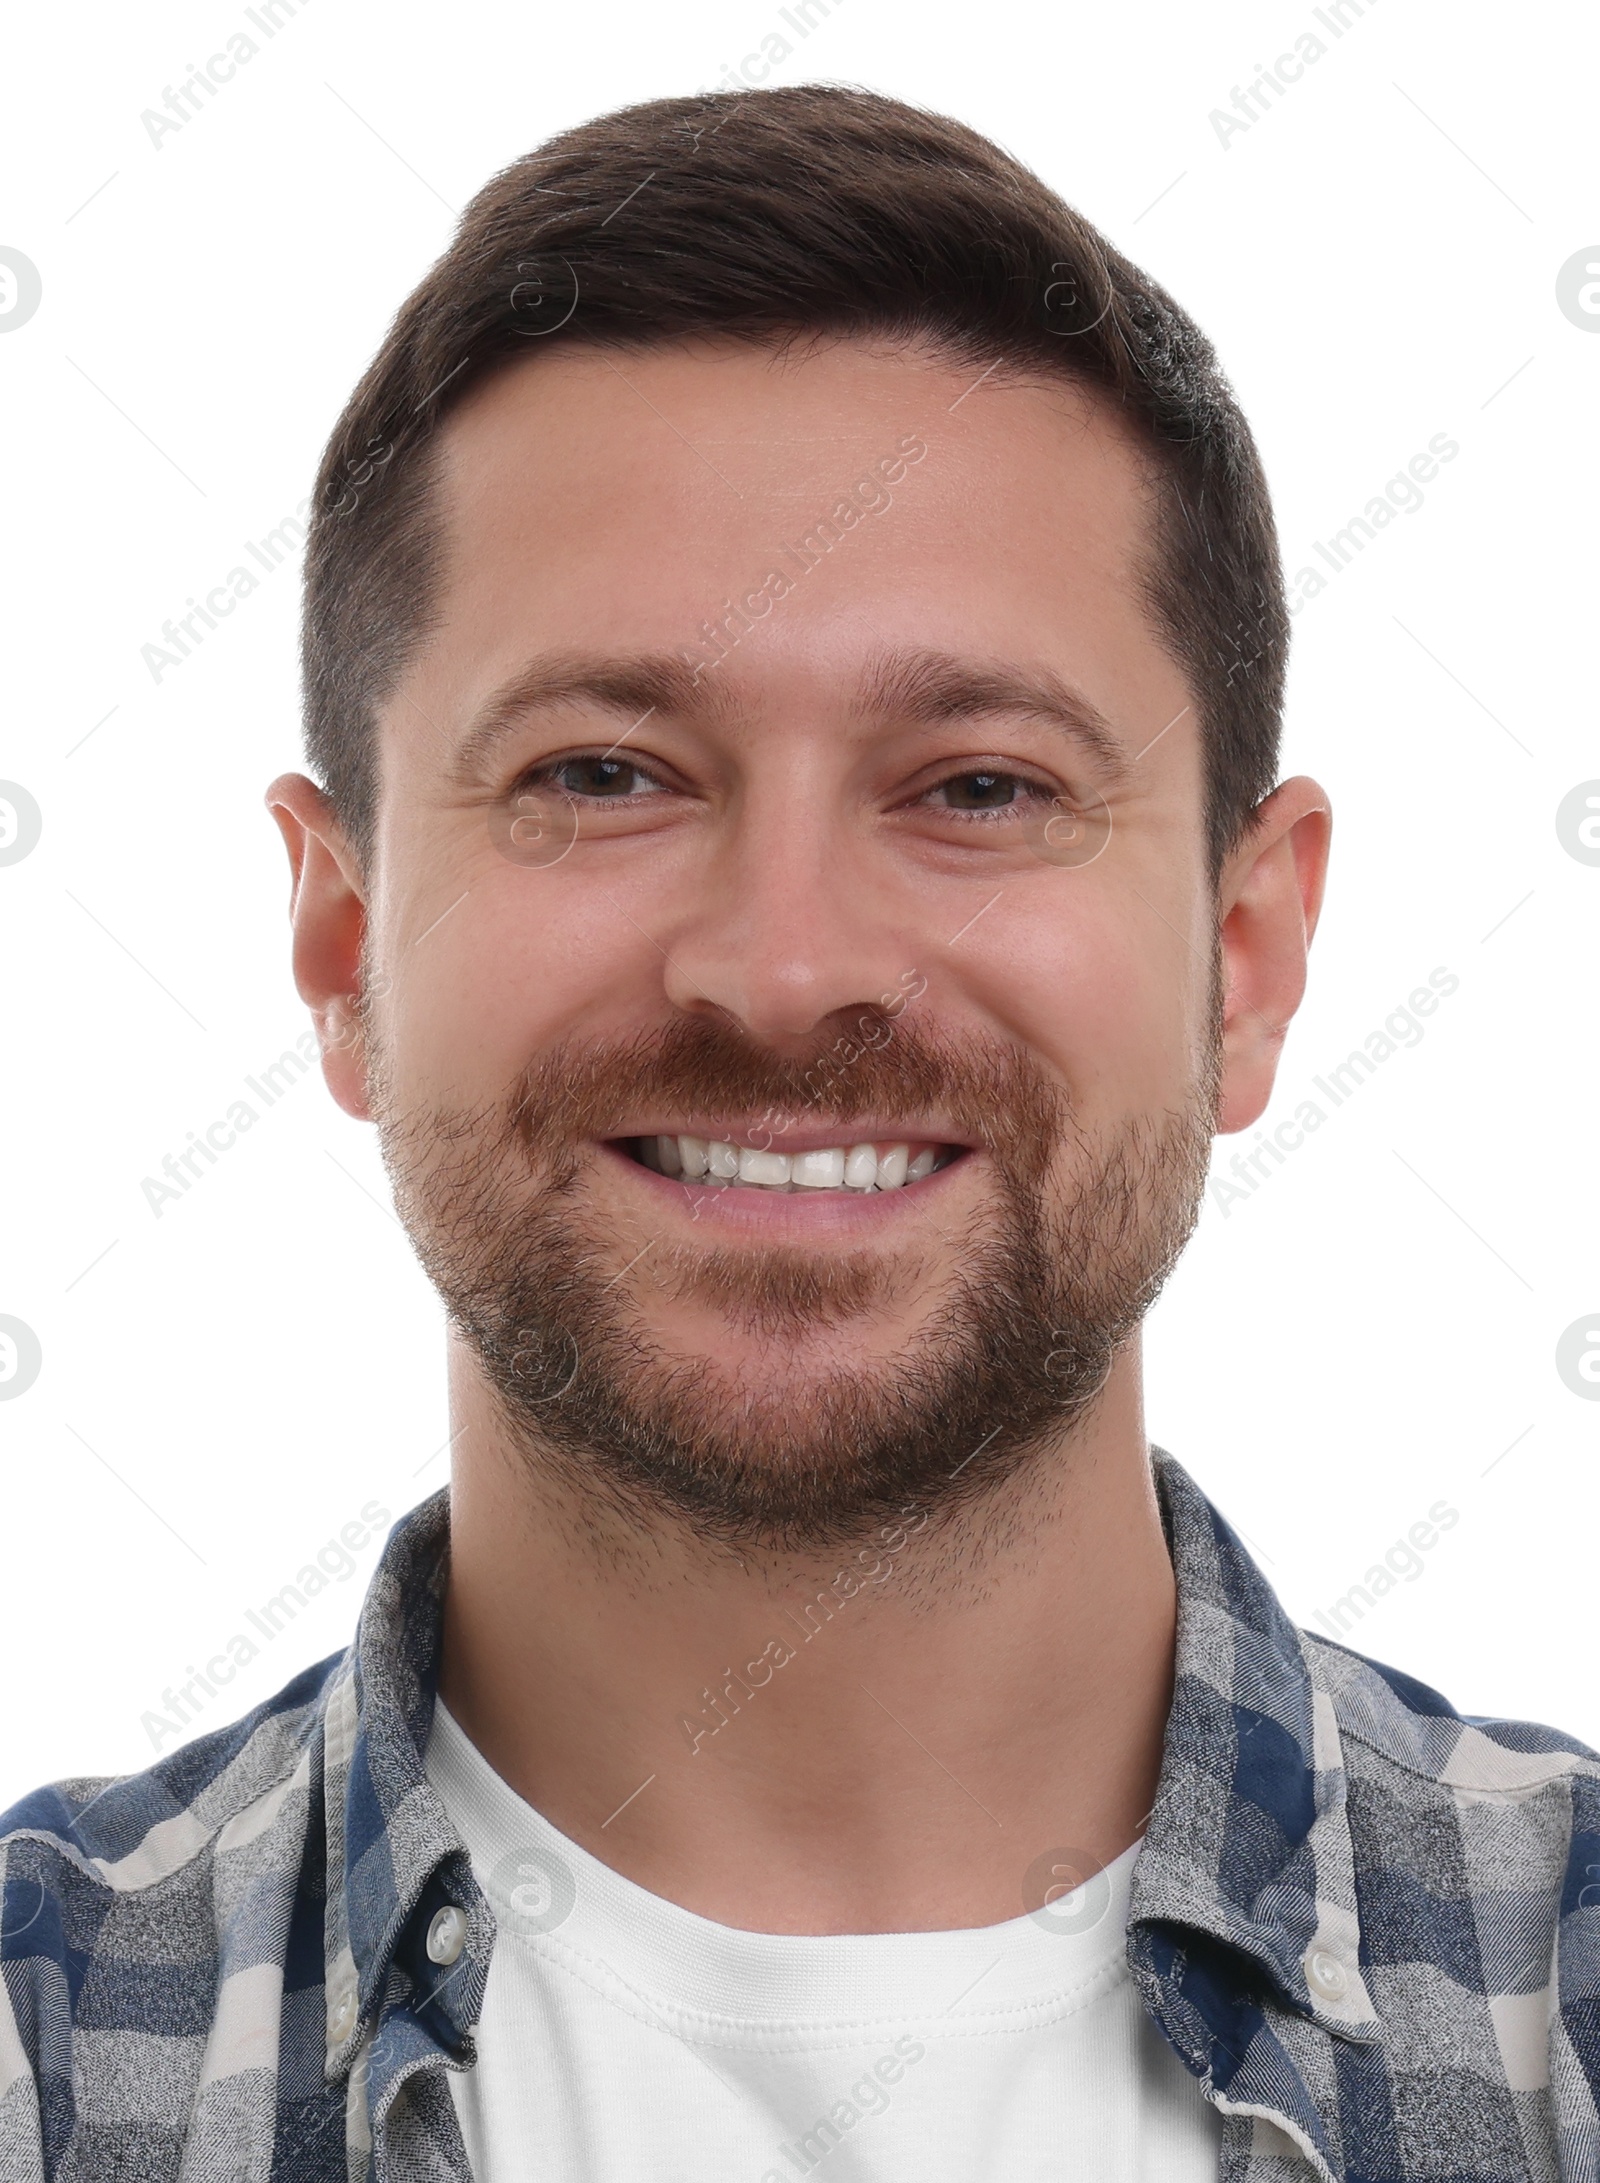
[392,336,1190,767]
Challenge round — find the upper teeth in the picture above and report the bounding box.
[644,1137,942,1191]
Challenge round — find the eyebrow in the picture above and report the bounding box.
[449,653,730,785]
[855,646,1133,783]
[449,643,1133,785]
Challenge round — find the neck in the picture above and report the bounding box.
[435,1336,1176,1935]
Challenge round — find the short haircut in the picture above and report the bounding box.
[303,84,1287,879]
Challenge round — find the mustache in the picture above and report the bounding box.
[489,1006,1071,1178]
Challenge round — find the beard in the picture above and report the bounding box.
[369,995,1219,1559]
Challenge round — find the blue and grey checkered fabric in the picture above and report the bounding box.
[3,1450,1597,2180]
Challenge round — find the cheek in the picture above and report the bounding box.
[966,879,1206,1114]
[379,870,662,1105]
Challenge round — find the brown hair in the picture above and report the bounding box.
[302,84,1287,878]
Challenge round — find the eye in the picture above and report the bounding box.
[925,768,1048,815]
[528,755,664,801]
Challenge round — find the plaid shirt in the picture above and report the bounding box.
[4,1449,1598,2182]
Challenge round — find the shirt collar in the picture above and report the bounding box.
[322,1455,1376,2128]
[320,1484,490,2080]
[1127,1450,1379,2176]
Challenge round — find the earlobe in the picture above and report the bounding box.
[1214,778,1332,1137]
[264,773,373,1121]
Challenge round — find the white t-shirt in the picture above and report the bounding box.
[424,1697,1221,2180]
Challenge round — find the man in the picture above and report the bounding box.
[2,83,1594,2183]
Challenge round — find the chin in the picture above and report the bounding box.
[635,1246,940,1353]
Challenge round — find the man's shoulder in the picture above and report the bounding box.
[0,1647,359,2175]
[0,1644,348,1909]
[1304,1623,1600,1786]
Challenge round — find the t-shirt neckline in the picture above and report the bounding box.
[425,1694,1140,2037]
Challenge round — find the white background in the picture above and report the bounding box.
[1,0,1595,1807]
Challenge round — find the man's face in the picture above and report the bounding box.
[346,338,1225,1551]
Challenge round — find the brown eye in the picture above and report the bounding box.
[547,757,652,798]
[936,771,1024,810]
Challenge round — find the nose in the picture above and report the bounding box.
[656,793,912,1050]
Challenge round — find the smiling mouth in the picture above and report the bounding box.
[622,1135,967,1194]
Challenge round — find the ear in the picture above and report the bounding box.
[265,773,372,1121]
[1214,777,1332,1135]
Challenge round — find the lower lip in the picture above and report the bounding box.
[596,1142,970,1235]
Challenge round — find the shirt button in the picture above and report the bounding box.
[427,1905,467,1965]
[329,1986,358,2040]
[1305,1945,1349,2001]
